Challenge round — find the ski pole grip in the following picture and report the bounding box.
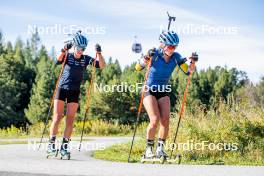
[191,52,198,62]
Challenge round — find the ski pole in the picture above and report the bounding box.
[38,51,68,150]
[78,53,97,151]
[169,61,196,159]
[167,11,176,30]
[128,57,153,163]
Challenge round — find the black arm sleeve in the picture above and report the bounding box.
[56,60,63,65]
[56,53,67,65]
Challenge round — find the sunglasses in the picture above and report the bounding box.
[166,45,176,50]
[75,46,85,52]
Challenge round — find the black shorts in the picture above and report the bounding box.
[55,88,80,103]
[143,90,170,100]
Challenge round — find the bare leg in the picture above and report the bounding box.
[158,96,170,140]
[143,95,161,140]
[49,100,65,137]
[63,102,79,139]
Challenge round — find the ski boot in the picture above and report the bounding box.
[46,138,58,159]
[156,147,168,164]
[60,138,71,160]
[141,145,156,163]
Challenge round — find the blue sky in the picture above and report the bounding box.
[1,0,263,82]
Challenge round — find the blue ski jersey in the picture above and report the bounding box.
[146,49,188,90]
[56,53,100,90]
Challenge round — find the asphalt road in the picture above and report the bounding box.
[0,137,263,176]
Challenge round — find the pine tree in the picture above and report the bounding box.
[0,30,4,55]
[0,53,28,127]
[5,41,13,54]
[30,28,41,64]
[25,47,55,124]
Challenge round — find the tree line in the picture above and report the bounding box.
[0,30,263,128]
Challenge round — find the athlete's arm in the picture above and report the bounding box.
[95,44,106,69]
[97,52,106,69]
[178,52,198,75]
[56,43,72,65]
[56,51,66,65]
[135,48,155,71]
[176,57,189,75]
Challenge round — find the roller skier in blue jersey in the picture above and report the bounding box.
[135,30,198,159]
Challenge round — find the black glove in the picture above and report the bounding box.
[148,47,156,57]
[95,44,102,52]
[62,43,73,51]
[191,52,198,61]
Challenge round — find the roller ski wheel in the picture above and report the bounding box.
[140,154,156,163]
[141,154,146,163]
[141,155,167,164]
[60,149,71,160]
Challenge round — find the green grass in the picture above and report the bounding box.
[93,138,145,163]
[0,119,139,139]
[94,102,264,166]
[93,139,264,166]
[0,141,28,145]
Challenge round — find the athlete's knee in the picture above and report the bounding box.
[66,115,75,125]
[53,113,63,123]
[160,117,169,127]
[66,112,76,120]
[149,117,159,129]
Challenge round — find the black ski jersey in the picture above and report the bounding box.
[56,53,100,90]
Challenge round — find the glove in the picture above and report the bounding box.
[62,43,73,52]
[148,47,156,57]
[135,63,143,71]
[95,44,102,52]
[191,52,198,62]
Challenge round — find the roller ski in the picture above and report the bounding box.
[60,138,71,160]
[156,140,182,164]
[141,145,159,163]
[46,139,58,159]
[141,139,168,164]
[141,149,182,164]
[141,146,168,164]
[141,150,167,164]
